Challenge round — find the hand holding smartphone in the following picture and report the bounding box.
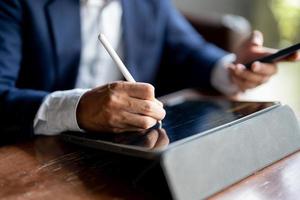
[245,43,300,69]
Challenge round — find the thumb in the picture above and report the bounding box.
[250,30,264,46]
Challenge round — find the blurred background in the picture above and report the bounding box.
[174,0,300,116]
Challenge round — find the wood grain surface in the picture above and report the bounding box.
[0,136,300,200]
[0,137,166,200]
[1,90,300,199]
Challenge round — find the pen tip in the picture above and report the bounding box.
[98,33,104,41]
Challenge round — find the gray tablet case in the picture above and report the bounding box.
[160,105,300,200]
[62,102,300,200]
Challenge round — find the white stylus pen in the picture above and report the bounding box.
[98,33,163,129]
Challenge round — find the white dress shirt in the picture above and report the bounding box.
[34,0,238,135]
[34,0,123,135]
[76,0,123,88]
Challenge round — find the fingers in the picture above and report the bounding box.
[282,51,300,61]
[108,110,158,131]
[250,30,264,46]
[143,130,159,148]
[229,62,277,91]
[155,99,164,107]
[293,51,300,61]
[111,127,146,134]
[236,30,274,64]
[153,129,169,148]
[120,112,158,130]
[230,64,266,83]
[78,81,166,134]
[108,81,166,121]
[251,62,277,75]
[105,96,165,131]
[105,112,157,133]
[121,97,166,121]
[231,74,260,91]
[109,81,165,106]
[109,81,156,100]
[143,129,169,149]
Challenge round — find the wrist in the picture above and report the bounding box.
[75,90,91,131]
[34,89,89,135]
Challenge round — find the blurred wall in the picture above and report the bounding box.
[173,0,253,19]
[173,0,280,47]
[172,0,300,116]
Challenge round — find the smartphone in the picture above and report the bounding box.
[245,43,300,69]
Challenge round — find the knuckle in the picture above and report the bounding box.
[119,113,127,122]
[156,99,164,107]
[106,93,121,108]
[112,128,122,134]
[160,109,167,120]
[141,118,155,129]
[146,83,155,92]
[106,95,116,108]
[110,81,124,90]
[109,82,119,90]
[127,99,134,108]
[143,84,155,98]
[143,102,153,114]
[106,114,116,126]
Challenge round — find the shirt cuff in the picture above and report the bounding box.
[33,89,89,136]
[211,53,240,95]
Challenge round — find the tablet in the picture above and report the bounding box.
[62,98,279,159]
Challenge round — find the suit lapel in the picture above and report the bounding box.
[121,0,139,79]
[121,0,158,82]
[45,0,142,85]
[45,0,81,88]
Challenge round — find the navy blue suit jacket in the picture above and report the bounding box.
[0,0,228,137]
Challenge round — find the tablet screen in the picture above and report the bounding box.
[67,99,278,151]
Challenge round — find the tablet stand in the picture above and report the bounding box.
[158,105,300,200]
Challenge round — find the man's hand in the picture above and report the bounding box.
[114,128,169,149]
[76,81,166,133]
[229,30,300,92]
[142,129,169,149]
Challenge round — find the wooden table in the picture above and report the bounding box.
[0,136,170,200]
[1,90,300,200]
[1,137,300,200]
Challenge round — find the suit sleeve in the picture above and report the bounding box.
[160,0,230,90]
[0,0,48,140]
